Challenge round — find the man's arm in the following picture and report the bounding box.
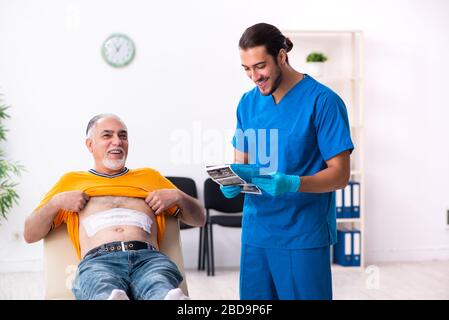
[234,149,249,164]
[24,200,59,243]
[24,191,90,243]
[146,190,206,227]
[176,191,206,227]
[298,150,350,193]
[233,149,351,194]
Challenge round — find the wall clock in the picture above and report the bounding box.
[101,33,135,68]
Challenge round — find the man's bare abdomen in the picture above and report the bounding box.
[78,196,158,258]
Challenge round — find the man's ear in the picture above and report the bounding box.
[277,49,287,65]
[85,138,93,153]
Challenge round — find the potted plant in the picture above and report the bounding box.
[0,94,24,222]
[306,51,328,77]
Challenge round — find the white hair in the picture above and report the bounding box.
[86,113,125,138]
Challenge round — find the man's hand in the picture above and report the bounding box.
[230,163,261,183]
[145,189,180,215]
[252,172,300,196]
[220,185,242,199]
[51,191,90,212]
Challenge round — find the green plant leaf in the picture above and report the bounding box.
[306,52,328,63]
[0,95,24,222]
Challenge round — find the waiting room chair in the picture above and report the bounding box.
[165,176,206,271]
[43,215,188,299]
[203,178,244,276]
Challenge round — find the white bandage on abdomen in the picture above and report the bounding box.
[82,208,153,237]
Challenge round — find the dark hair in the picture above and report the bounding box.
[239,23,293,63]
[86,113,123,137]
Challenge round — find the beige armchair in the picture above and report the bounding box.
[43,215,188,299]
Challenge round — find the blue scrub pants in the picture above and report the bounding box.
[239,244,332,300]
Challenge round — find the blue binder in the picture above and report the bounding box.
[335,189,344,218]
[335,181,361,219]
[350,182,360,218]
[333,229,352,266]
[351,229,361,266]
[342,184,352,218]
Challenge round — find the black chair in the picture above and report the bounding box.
[203,178,244,276]
[165,176,206,271]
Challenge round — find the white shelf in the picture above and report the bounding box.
[314,76,364,82]
[331,264,364,271]
[337,218,361,223]
[284,30,365,268]
[283,30,363,36]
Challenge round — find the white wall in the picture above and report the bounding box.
[0,0,448,272]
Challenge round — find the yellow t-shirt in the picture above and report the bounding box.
[35,168,179,260]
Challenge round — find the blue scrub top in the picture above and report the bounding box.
[232,74,354,249]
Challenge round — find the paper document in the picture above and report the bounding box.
[205,164,262,195]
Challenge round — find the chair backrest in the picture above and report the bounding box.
[166,176,198,198]
[204,178,244,213]
[43,215,188,299]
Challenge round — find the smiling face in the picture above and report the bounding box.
[85,116,129,174]
[240,45,283,96]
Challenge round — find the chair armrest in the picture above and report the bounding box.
[160,215,189,296]
[43,226,78,300]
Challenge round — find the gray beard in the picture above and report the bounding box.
[102,157,126,170]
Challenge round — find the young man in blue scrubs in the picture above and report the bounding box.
[221,23,354,300]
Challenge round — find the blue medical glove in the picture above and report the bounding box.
[220,185,243,198]
[230,163,261,183]
[252,172,300,196]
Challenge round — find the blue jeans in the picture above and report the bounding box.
[72,248,183,300]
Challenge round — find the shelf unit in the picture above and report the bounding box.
[283,30,365,268]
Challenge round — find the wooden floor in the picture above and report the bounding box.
[1,261,448,299]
